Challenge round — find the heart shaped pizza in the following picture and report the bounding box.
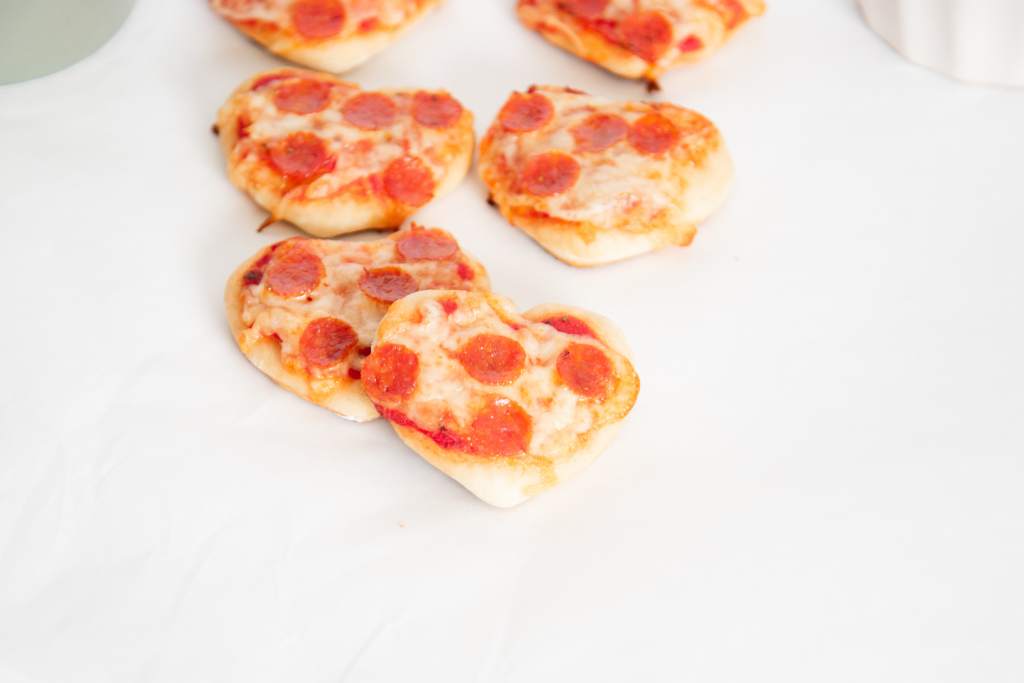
[361,290,640,507]
[225,225,489,421]
[210,0,441,73]
[216,68,474,237]
[479,85,733,267]
[517,0,765,84]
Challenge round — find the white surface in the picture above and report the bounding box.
[858,0,1024,87]
[1,1,1023,681]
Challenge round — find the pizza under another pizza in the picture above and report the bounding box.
[479,85,733,267]
[210,0,440,73]
[517,0,765,83]
[216,68,474,237]
[225,224,489,422]
[362,289,640,507]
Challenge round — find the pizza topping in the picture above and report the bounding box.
[300,317,358,368]
[250,73,290,91]
[379,407,467,450]
[457,334,526,385]
[628,113,680,155]
[273,79,332,114]
[358,266,419,303]
[383,156,435,206]
[619,11,673,63]
[264,242,324,297]
[679,34,704,52]
[347,367,361,380]
[363,343,419,404]
[290,0,345,39]
[456,262,474,281]
[396,228,458,261]
[570,113,628,153]
[520,152,580,196]
[412,92,463,129]
[469,396,532,456]
[560,0,610,19]
[342,92,397,130]
[237,114,252,139]
[499,92,554,133]
[441,298,458,314]
[557,343,611,398]
[242,247,277,287]
[543,315,596,338]
[267,131,335,180]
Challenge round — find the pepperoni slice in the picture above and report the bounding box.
[264,242,324,297]
[679,34,704,52]
[571,113,628,153]
[457,334,526,385]
[628,113,680,155]
[560,0,610,19]
[358,267,418,303]
[557,343,612,398]
[412,92,463,129]
[342,92,397,130]
[383,156,435,206]
[267,132,335,181]
[520,152,580,196]
[543,315,596,339]
[291,0,345,39]
[396,228,458,261]
[619,11,673,63]
[273,79,332,114]
[300,317,358,368]
[362,343,419,404]
[469,397,532,456]
[499,92,554,133]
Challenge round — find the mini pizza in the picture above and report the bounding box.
[479,85,733,266]
[517,0,765,84]
[225,224,489,421]
[216,68,474,237]
[362,290,640,507]
[210,0,441,73]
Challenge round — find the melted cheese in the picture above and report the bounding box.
[483,86,721,231]
[386,295,636,456]
[237,233,483,381]
[227,71,466,201]
[212,0,422,34]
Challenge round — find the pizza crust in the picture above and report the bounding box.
[216,70,475,237]
[373,291,640,507]
[225,254,380,422]
[214,0,442,74]
[517,0,765,81]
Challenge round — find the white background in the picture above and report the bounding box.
[2,1,1023,681]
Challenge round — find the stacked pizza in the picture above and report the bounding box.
[209,1,763,506]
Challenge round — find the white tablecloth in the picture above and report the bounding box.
[2,2,1022,681]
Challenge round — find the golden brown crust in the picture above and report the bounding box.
[212,0,442,73]
[479,89,734,267]
[216,69,475,238]
[371,291,640,507]
[517,0,765,81]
